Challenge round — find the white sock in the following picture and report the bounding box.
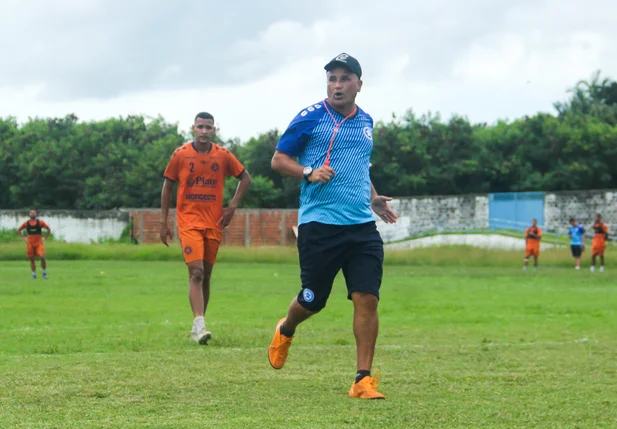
[32,271,36,276]
[42,270,47,275]
[590,266,595,272]
[575,266,580,270]
[193,316,205,331]
[600,266,605,272]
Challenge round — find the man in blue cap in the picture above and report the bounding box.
[267,53,398,399]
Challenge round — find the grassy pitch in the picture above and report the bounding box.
[1,257,616,428]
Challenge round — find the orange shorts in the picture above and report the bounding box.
[525,247,540,258]
[27,243,45,259]
[592,244,606,256]
[178,228,222,264]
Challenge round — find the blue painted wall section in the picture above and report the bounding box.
[489,192,545,230]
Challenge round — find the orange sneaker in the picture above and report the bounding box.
[268,318,294,369]
[349,372,385,399]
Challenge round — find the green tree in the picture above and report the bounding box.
[1,71,617,209]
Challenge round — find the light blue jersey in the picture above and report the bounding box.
[277,100,375,226]
[569,224,585,245]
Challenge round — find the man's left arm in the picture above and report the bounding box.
[42,222,51,241]
[370,182,397,224]
[219,170,252,229]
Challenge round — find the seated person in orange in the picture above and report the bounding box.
[160,112,252,345]
[17,209,51,279]
[523,218,542,271]
[590,213,609,273]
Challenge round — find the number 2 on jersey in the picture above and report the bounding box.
[189,162,195,172]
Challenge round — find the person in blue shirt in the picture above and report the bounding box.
[267,53,397,399]
[568,217,586,270]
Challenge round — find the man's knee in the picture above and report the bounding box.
[188,266,204,283]
[351,292,379,311]
[296,296,325,314]
[291,297,322,320]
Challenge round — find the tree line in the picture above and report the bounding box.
[1,71,616,210]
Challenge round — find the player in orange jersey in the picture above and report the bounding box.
[590,213,609,273]
[523,218,542,271]
[17,209,51,279]
[160,112,251,344]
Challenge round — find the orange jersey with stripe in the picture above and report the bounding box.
[164,142,245,230]
[525,227,542,249]
[19,219,50,244]
[592,222,608,246]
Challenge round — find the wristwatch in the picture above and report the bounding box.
[303,166,313,181]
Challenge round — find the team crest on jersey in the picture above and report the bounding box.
[363,126,373,140]
[184,246,192,255]
[211,162,220,172]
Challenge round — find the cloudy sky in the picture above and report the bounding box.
[1,0,615,141]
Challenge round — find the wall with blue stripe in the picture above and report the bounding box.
[488,192,545,231]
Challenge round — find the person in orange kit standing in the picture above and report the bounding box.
[17,209,51,279]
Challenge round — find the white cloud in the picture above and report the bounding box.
[1,0,616,140]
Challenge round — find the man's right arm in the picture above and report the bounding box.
[271,151,305,179]
[160,179,174,246]
[160,149,181,246]
[271,151,335,184]
[272,110,335,184]
[17,224,27,243]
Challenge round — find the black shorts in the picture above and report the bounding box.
[296,221,384,311]
[571,245,582,257]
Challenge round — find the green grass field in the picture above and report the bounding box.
[1,256,616,428]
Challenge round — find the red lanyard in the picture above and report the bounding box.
[322,100,357,166]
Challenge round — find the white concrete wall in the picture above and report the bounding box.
[377,190,616,244]
[2,189,613,245]
[544,190,617,233]
[376,195,489,243]
[1,210,129,243]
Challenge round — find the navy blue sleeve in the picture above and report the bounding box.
[276,111,318,157]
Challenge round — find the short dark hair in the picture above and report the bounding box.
[195,112,214,122]
[569,217,575,222]
[596,213,602,218]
